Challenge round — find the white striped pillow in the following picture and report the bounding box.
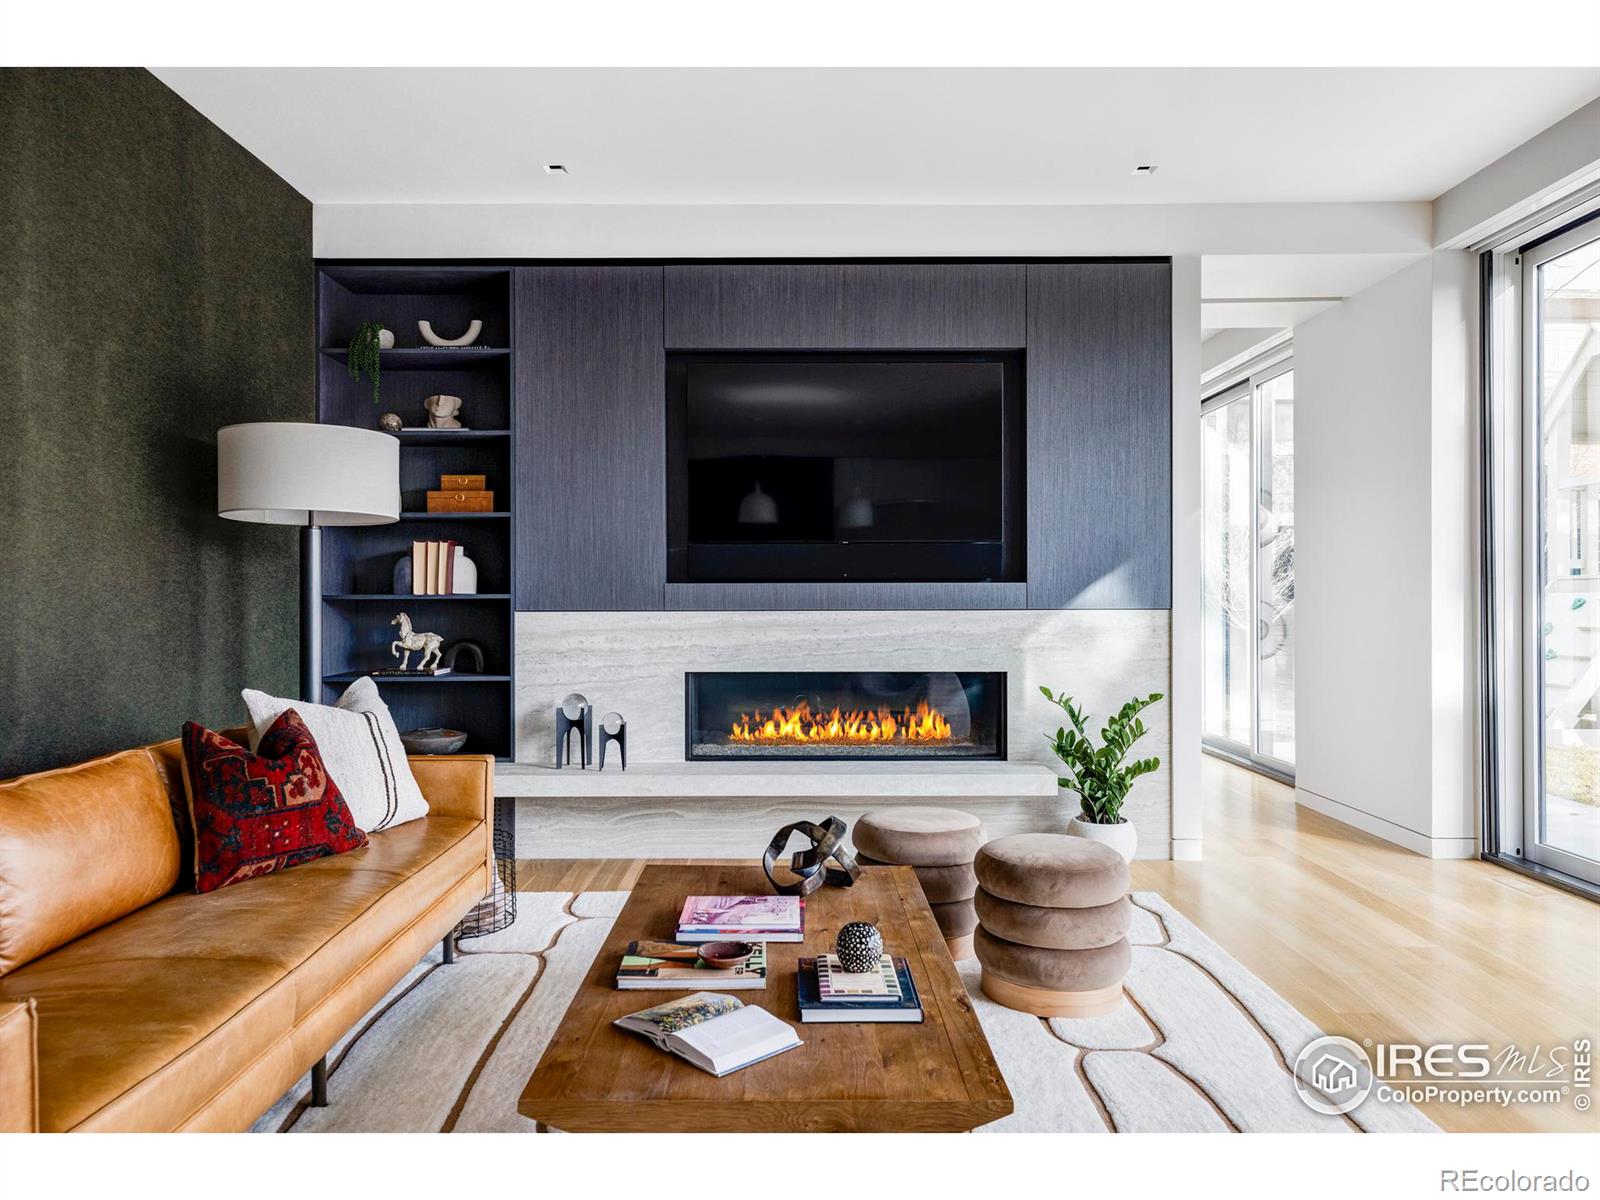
[241,678,428,833]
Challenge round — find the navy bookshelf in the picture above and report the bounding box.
[314,265,517,760]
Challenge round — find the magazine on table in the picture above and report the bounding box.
[616,941,769,990]
[614,992,802,1076]
[676,894,805,943]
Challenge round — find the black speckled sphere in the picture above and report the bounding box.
[834,921,884,973]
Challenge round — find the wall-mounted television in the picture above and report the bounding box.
[666,351,1025,584]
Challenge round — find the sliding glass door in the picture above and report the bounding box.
[1523,220,1600,884]
[1202,360,1296,776]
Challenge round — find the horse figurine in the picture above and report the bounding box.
[390,612,444,672]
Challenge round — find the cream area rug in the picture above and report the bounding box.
[252,891,1436,1134]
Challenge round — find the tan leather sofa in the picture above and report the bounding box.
[0,735,493,1132]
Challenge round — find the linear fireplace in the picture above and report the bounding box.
[685,671,1006,761]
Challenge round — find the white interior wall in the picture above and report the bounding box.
[1170,255,1203,860]
[1294,254,1476,856]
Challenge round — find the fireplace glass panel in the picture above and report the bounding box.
[686,671,1006,761]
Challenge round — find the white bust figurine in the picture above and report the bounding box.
[423,394,464,430]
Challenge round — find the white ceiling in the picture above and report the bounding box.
[154,67,1600,207]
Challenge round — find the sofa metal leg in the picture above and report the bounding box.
[310,1056,329,1107]
[442,934,456,964]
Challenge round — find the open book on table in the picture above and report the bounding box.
[614,992,802,1077]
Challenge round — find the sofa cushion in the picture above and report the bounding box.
[0,814,481,1132]
[243,678,428,833]
[182,713,367,893]
[0,1000,36,1131]
[0,748,182,976]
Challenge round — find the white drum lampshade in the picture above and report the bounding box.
[217,422,400,526]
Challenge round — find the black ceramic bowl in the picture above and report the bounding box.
[399,727,469,755]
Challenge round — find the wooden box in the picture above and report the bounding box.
[440,473,487,492]
[427,489,496,513]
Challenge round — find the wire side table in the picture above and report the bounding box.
[456,796,517,938]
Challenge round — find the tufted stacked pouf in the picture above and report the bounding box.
[972,833,1132,1017]
[853,807,986,960]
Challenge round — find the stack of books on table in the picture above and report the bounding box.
[675,895,805,944]
[615,941,768,990]
[796,954,923,1023]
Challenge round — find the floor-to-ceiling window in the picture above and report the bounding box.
[1484,206,1600,893]
[1202,354,1295,778]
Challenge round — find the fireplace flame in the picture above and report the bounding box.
[729,699,953,745]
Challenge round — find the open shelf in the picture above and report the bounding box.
[324,593,512,602]
[394,429,512,444]
[323,672,512,685]
[398,511,511,521]
[316,262,517,760]
[320,347,509,368]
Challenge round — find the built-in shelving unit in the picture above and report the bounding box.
[315,265,517,759]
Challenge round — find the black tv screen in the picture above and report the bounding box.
[667,352,1023,584]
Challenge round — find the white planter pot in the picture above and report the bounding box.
[377,328,396,350]
[1067,813,1138,862]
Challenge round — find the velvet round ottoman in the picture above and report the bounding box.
[854,807,986,960]
[973,834,1131,1017]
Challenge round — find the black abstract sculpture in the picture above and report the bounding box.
[762,817,860,897]
[441,640,486,674]
[597,711,627,771]
[555,692,593,769]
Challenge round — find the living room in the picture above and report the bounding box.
[3,5,1598,1195]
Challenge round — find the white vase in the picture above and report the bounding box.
[452,548,478,594]
[377,328,396,350]
[1067,813,1138,862]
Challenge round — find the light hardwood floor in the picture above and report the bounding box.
[519,757,1600,1133]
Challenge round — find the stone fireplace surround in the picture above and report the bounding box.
[510,608,1172,857]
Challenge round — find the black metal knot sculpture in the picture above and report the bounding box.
[762,816,861,897]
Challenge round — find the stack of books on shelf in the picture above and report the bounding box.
[796,954,923,1023]
[675,895,805,944]
[410,540,463,595]
[615,941,768,990]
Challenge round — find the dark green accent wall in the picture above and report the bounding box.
[0,69,313,777]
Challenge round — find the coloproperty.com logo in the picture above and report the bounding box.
[1292,1035,1593,1115]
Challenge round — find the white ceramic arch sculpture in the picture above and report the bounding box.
[417,319,483,347]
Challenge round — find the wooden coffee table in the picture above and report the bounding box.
[519,863,1013,1132]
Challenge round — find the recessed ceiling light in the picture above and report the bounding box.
[544,164,569,175]
[1131,165,1157,176]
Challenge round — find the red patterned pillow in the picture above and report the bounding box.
[181,710,368,893]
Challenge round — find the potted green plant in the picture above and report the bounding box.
[1040,686,1163,861]
[347,321,394,404]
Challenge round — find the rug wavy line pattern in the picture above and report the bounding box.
[253,890,1436,1134]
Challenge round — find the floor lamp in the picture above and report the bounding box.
[217,423,400,701]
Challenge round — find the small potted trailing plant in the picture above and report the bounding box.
[347,321,393,404]
[1040,686,1163,861]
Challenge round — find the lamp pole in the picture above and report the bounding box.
[301,524,321,703]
